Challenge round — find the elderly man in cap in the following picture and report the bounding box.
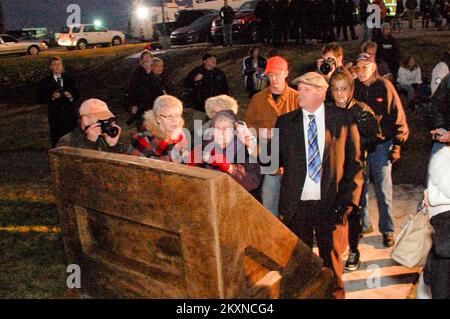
[353,53,409,247]
[183,53,229,113]
[245,56,299,217]
[274,72,364,298]
[56,98,125,153]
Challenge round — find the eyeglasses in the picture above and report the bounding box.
[159,113,182,120]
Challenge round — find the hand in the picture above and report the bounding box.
[85,123,102,142]
[431,129,450,143]
[169,128,185,143]
[336,205,353,226]
[194,73,203,82]
[236,123,257,148]
[260,128,274,140]
[131,106,138,115]
[389,145,401,164]
[52,91,62,99]
[207,152,232,173]
[317,58,324,70]
[64,91,73,100]
[103,124,122,147]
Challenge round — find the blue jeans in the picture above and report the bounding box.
[262,174,282,217]
[361,141,395,235]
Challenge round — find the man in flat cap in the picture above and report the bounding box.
[273,72,364,298]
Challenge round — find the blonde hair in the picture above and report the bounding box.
[204,95,239,119]
[142,95,184,140]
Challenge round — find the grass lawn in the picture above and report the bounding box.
[0,32,448,298]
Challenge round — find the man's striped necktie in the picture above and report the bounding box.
[307,114,321,184]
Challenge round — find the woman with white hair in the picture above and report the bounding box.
[128,95,188,162]
[204,94,239,119]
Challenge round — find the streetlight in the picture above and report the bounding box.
[136,6,149,20]
[94,19,102,27]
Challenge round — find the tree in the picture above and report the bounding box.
[0,0,5,34]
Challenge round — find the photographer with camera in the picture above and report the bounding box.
[317,42,345,82]
[56,99,125,153]
[38,56,80,148]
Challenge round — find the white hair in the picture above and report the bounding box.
[204,95,239,119]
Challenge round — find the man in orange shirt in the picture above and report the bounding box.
[245,56,299,217]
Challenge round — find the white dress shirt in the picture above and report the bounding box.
[53,74,63,88]
[301,103,326,201]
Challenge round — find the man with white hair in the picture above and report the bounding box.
[274,72,364,299]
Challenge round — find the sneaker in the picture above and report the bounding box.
[345,251,360,271]
[383,234,395,248]
[360,225,374,237]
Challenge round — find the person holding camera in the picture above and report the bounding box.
[353,53,409,247]
[317,42,345,82]
[38,56,80,148]
[56,99,125,153]
[189,110,262,193]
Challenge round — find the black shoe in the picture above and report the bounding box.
[383,234,395,248]
[345,251,361,271]
[360,225,374,237]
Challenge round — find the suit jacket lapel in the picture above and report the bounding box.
[323,107,332,165]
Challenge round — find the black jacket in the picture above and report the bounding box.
[374,35,401,77]
[183,65,229,112]
[38,73,80,124]
[354,75,409,146]
[242,55,267,91]
[128,66,167,116]
[336,0,356,25]
[430,73,450,130]
[273,106,364,226]
[219,5,235,24]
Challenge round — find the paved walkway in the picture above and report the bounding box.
[343,184,424,299]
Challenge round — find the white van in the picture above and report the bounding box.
[57,24,125,50]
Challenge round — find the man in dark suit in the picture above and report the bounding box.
[38,56,80,147]
[274,72,364,298]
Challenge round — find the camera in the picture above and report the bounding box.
[98,119,119,138]
[320,58,336,75]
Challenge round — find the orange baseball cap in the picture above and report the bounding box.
[264,56,289,74]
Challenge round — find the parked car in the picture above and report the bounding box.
[153,9,218,40]
[0,34,48,56]
[57,24,125,50]
[170,14,218,45]
[211,0,258,43]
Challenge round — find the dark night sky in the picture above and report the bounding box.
[2,0,192,32]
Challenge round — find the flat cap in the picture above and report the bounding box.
[292,72,329,88]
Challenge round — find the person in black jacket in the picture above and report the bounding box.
[254,0,272,45]
[128,56,168,131]
[359,0,371,42]
[353,53,409,247]
[329,70,380,271]
[183,53,229,113]
[336,0,357,41]
[38,56,80,148]
[242,46,268,97]
[374,23,401,79]
[219,0,235,47]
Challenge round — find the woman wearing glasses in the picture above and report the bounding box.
[128,95,189,163]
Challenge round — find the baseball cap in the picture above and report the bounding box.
[354,53,373,64]
[79,99,114,120]
[265,56,289,74]
[292,72,329,88]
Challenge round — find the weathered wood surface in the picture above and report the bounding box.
[49,147,335,299]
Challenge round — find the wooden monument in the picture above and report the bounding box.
[49,147,335,298]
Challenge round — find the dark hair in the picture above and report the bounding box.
[402,56,419,69]
[139,50,153,62]
[321,42,344,58]
[248,45,260,57]
[49,56,63,65]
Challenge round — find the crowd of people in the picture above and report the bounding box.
[37,29,450,299]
